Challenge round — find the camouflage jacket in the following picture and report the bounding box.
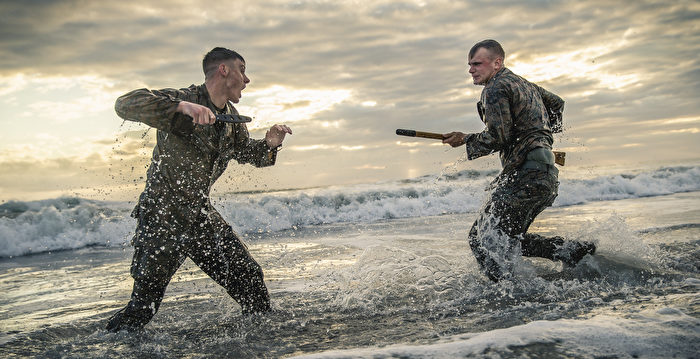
[465,68,564,175]
[115,84,277,232]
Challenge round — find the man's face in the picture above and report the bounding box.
[224,59,250,103]
[468,47,502,86]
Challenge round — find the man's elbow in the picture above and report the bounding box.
[114,95,130,120]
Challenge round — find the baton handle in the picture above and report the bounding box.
[396,129,444,140]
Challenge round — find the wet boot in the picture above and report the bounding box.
[521,234,596,267]
[521,234,563,260]
[553,240,596,267]
[105,300,157,333]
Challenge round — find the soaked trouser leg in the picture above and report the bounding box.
[106,226,186,332]
[468,219,520,282]
[186,214,271,314]
[106,212,271,332]
[469,168,558,282]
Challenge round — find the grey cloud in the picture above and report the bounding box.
[1,0,698,197]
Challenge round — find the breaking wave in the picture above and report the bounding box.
[1,165,698,257]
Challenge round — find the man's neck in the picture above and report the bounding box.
[484,67,506,86]
[204,80,228,109]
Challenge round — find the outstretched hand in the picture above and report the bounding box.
[442,132,467,147]
[177,101,216,125]
[265,124,293,148]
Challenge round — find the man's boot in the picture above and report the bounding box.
[521,234,596,266]
[106,300,157,333]
[554,240,596,267]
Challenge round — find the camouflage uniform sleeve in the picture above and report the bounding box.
[535,85,565,133]
[231,124,278,168]
[114,88,194,136]
[465,86,512,160]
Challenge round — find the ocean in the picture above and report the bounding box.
[1,164,699,358]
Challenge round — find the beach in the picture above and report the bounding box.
[1,165,699,358]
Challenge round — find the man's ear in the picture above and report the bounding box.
[494,57,503,70]
[219,63,228,76]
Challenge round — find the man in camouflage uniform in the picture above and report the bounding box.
[106,47,292,332]
[443,40,595,282]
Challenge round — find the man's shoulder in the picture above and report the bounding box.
[493,68,530,87]
[488,68,540,97]
[171,83,209,105]
[146,84,203,103]
[177,83,205,96]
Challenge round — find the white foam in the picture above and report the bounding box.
[293,307,700,358]
[570,214,665,269]
[556,165,700,206]
[0,198,134,257]
[323,245,473,311]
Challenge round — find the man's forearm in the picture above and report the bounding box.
[234,138,278,168]
[464,132,500,160]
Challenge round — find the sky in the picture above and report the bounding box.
[0,0,699,201]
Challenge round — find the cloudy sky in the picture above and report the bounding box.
[1,0,698,201]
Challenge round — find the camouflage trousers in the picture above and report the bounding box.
[468,166,561,282]
[107,210,270,332]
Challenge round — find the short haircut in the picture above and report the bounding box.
[202,47,245,79]
[469,39,505,61]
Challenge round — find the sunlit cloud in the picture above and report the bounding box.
[237,85,352,130]
[340,145,365,151]
[509,41,642,91]
[321,120,345,128]
[288,144,334,152]
[0,73,118,98]
[640,116,700,126]
[395,141,443,147]
[288,144,369,152]
[0,74,121,124]
[396,141,421,147]
[354,164,386,170]
[650,128,700,135]
[0,74,29,97]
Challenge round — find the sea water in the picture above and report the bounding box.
[0,165,698,358]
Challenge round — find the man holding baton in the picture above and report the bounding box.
[442,40,595,282]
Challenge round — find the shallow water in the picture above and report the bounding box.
[1,192,699,358]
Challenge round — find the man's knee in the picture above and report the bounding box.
[190,230,271,312]
[130,238,182,279]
